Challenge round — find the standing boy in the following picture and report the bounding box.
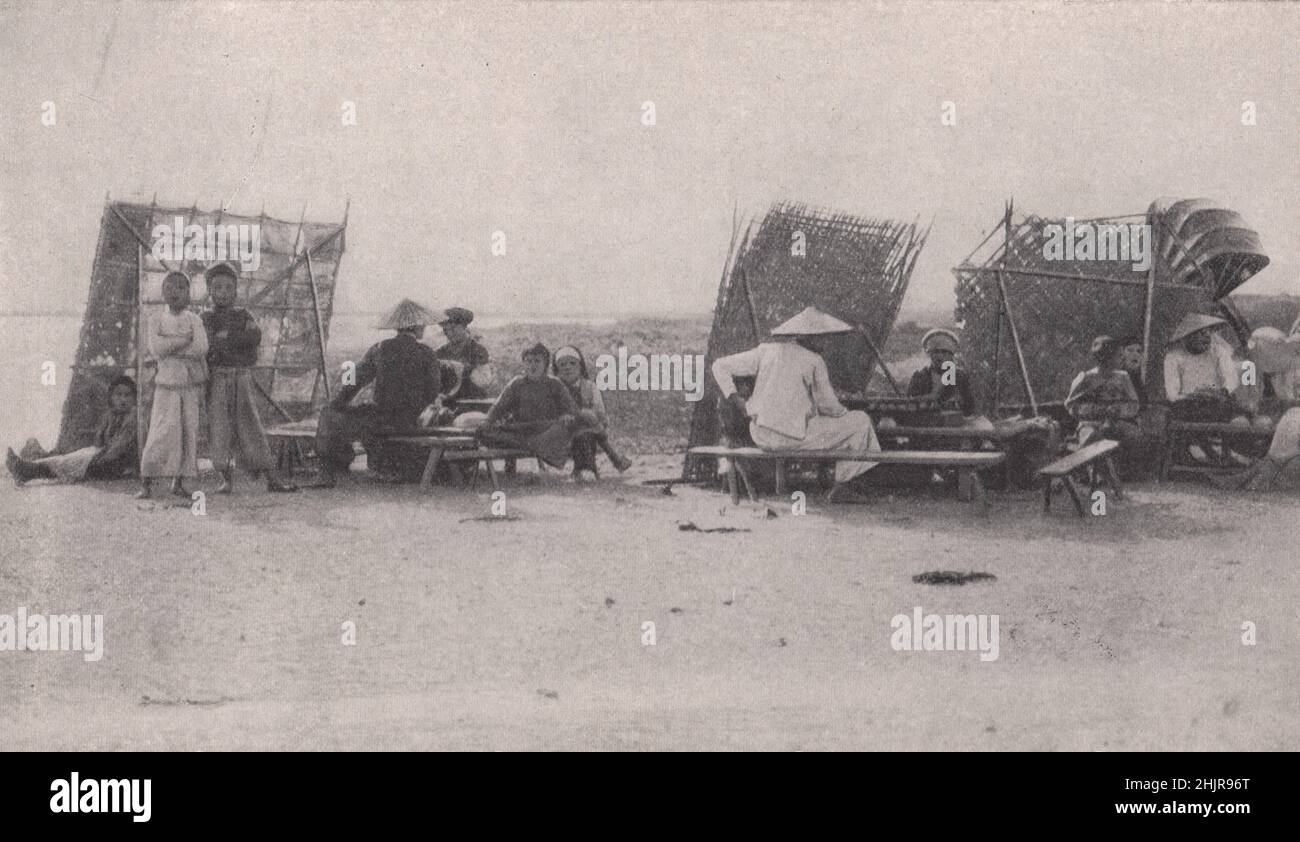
[139,271,208,499]
[201,262,298,493]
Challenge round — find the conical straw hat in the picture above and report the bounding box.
[770,306,854,336]
[376,298,443,330]
[1167,313,1227,345]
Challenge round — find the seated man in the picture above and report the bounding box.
[711,306,881,503]
[435,307,493,401]
[1163,313,1241,421]
[7,375,139,485]
[907,328,976,420]
[479,343,579,468]
[1065,336,1143,472]
[313,299,442,485]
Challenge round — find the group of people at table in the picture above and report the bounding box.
[710,305,1300,502]
[7,272,1300,499]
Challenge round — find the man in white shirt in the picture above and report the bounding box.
[1162,313,1241,421]
[711,306,880,503]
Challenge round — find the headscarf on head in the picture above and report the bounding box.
[551,345,588,379]
[921,328,959,355]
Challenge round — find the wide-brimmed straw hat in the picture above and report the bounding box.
[376,298,442,330]
[1167,313,1227,345]
[770,306,853,336]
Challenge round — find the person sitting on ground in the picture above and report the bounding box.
[435,307,493,401]
[1163,313,1242,421]
[1065,336,1143,470]
[201,263,297,494]
[138,271,208,499]
[552,344,632,478]
[313,298,442,486]
[7,375,139,486]
[480,343,581,469]
[711,306,881,504]
[906,328,977,421]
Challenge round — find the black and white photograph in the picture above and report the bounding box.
[0,0,1295,785]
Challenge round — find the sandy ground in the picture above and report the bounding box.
[2,452,1297,751]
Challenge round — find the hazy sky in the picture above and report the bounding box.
[2,1,1296,317]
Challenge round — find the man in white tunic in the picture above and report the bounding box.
[711,306,881,503]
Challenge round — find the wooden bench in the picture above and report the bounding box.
[1159,420,1272,482]
[1037,439,1121,517]
[687,446,1005,508]
[265,419,321,471]
[385,435,532,491]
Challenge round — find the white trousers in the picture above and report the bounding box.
[751,410,880,484]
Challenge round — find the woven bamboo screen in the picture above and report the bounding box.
[951,204,1263,415]
[57,199,347,452]
[684,202,929,480]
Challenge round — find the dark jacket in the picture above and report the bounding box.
[332,333,442,427]
[907,365,976,416]
[436,337,491,399]
[87,409,138,478]
[202,307,262,368]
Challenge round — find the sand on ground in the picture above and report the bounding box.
[1,453,1297,751]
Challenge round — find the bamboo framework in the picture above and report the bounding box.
[952,198,1268,416]
[56,197,348,453]
[684,201,930,481]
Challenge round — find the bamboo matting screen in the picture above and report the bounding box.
[57,199,347,452]
[684,202,929,481]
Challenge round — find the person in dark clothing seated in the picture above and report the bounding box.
[435,307,493,401]
[1065,335,1144,474]
[313,299,442,485]
[906,328,979,423]
[479,343,579,469]
[7,375,139,485]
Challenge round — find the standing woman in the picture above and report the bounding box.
[138,271,208,498]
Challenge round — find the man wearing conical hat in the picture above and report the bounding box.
[711,306,881,503]
[312,298,443,485]
[1162,312,1241,421]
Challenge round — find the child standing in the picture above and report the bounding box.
[138,271,208,498]
[552,345,632,476]
[201,262,297,493]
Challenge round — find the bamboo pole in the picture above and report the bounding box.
[856,323,903,396]
[304,247,331,401]
[1140,259,1157,386]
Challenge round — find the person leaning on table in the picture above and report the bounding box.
[710,306,881,504]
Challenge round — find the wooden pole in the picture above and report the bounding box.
[996,199,1038,416]
[1140,260,1157,386]
[304,247,331,400]
[856,323,903,396]
[997,269,1038,416]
